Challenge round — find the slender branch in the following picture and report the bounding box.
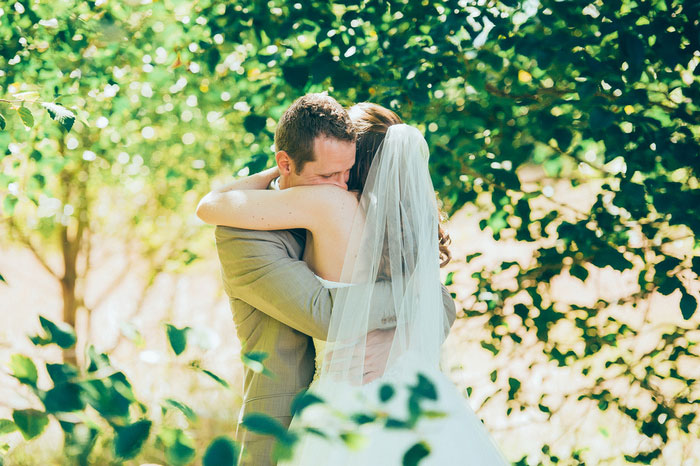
[8,217,58,278]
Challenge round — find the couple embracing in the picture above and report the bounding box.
[197,94,508,465]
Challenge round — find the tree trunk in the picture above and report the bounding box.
[59,162,86,367]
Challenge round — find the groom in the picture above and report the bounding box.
[214,94,456,465]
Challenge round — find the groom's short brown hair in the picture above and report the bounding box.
[275,93,356,174]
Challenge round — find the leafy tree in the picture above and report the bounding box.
[0,316,231,465]
[2,0,698,463]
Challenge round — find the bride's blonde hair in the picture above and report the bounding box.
[347,102,452,267]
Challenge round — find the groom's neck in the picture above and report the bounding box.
[277,175,290,190]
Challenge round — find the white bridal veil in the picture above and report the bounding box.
[281,124,509,465]
[320,124,448,384]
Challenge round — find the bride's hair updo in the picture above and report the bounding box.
[347,102,452,267]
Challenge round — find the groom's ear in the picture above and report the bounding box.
[276,151,294,176]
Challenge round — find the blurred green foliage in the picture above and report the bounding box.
[1,0,699,464]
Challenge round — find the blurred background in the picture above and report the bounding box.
[0,0,698,465]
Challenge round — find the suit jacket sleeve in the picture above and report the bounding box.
[215,226,338,340]
[441,284,457,340]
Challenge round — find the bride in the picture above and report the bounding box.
[198,103,509,465]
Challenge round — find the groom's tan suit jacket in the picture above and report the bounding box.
[215,225,457,466]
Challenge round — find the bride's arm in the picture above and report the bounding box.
[196,183,353,232]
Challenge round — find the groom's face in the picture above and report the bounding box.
[289,136,355,189]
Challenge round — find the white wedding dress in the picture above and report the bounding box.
[279,126,509,465]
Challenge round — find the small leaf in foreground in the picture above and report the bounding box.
[241,351,273,377]
[340,432,368,451]
[12,409,49,440]
[198,367,230,388]
[163,398,198,422]
[41,102,75,132]
[240,413,287,439]
[403,441,431,466]
[18,107,34,128]
[680,290,697,320]
[9,354,38,387]
[166,324,190,356]
[290,390,323,417]
[0,419,17,435]
[30,316,76,349]
[114,419,151,459]
[203,436,239,466]
[379,384,395,402]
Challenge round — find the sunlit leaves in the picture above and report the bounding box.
[0,420,17,435]
[9,354,38,387]
[157,427,196,466]
[0,113,5,130]
[42,382,85,413]
[18,107,34,128]
[41,103,75,132]
[12,409,49,440]
[29,316,76,349]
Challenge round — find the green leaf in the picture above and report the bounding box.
[340,432,368,451]
[46,363,79,384]
[29,316,76,349]
[18,107,34,128]
[3,196,18,216]
[85,345,111,372]
[9,354,38,386]
[166,324,190,356]
[444,271,454,286]
[158,427,196,466]
[513,303,529,321]
[290,390,323,417]
[241,351,273,377]
[114,420,151,459]
[379,384,395,402]
[403,441,431,466]
[243,114,267,134]
[41,102,75,132]
[351,413,377,425]
[569,263,589,282]
[199,368,230,388]
[0,419,17,435]
[42,382,85,413]
[508,377,521,400]
[680,290,697,320]
[465,252,483,262]
[163,398,198,422]
[203,436,239,466]
[81,376,132,419]
[12,409,49,440]
[692,257,700,276]
[241,413,287,439]
[0,273,5,284]
[411,374,437,401]
[0,113,5,130]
